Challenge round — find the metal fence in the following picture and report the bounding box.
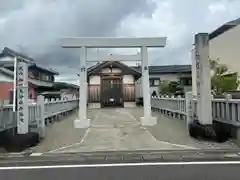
[0,96,79,133]
[151,95,240,127]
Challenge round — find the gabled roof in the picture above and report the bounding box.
[87,61,142,78]
[0,47,59,75]
[29,64,59,75]
[53,82,79,89]
[0,67,58,87]
[131,65,191,74]
[0,47,34,61]
[209,17,240,40]
[0,67,13,77]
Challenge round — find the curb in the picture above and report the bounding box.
[0,149,34,158]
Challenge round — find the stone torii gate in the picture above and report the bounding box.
[61,37,167,128]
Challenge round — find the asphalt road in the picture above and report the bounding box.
[0,162,240,180]
[1,150,240,180]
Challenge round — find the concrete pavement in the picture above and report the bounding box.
[31,107,238,154]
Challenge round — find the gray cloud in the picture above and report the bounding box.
[0,0,156,67]
[0,0,240,84]
[0,0,28,15]
[150,0,240,66]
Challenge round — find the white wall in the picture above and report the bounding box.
[209,25,240,77]
[0,56,13,63]
[101,68,122,73]
[158,74,179,81]
[123,75,134,84]
[89,75,100,85]
[89,69,135,85]
[135,77,159,98]
[0,72,12,82]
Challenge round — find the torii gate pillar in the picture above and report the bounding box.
[61,37,167,128]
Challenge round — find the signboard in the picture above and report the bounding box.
[186,92,194,126]
[194,33,212,125]
[195,44,202,122]
[16,59,29,134]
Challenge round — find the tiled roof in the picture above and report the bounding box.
[0,47,59,75]
[209,17,240,40]
[131,65,191,74]
[87,61,142,76]
[0,67,44,86]
[0,47,34,61]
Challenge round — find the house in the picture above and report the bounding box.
[0,47,59,103]
[132,65,192,97]
[87,61,141,108]
[209,17,240,82]
[86,61,192,108]
[52,82,79,99]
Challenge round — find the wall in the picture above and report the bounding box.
[100,68,122,74]
[123,75,134,84]
[0,82,37,102]
[89,74,135,85]
[0,73,13,82]
[29,85,36,100]
[209,25,240,86]
[89,75,100,84]
[0,56,13,63]
[88,69,136,102]
[88,75,101,102]
[0,82,13,101]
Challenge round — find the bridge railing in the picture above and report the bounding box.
[151,95,240,127]
[0,96,79,133]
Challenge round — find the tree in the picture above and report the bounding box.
[159,80,170,95]
[159,80,184,95]
[210,59,239,94]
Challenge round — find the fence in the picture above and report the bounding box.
[0,95,79,135]
[151,94,240,127]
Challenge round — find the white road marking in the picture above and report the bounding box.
[47,114,98,153]
[30,153,43,156]
[116,109,197,149]
[47,127,91,153]
[1,161,240,170]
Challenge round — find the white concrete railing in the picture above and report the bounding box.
[151,95,240,127]
[0,96,79,132]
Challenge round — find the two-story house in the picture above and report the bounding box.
[208,17,240,85]
[0,47,59,103]
[133,65,192,97]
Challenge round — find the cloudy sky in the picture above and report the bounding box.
[0,0,239,84]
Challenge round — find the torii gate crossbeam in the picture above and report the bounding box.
[61,37,167,128]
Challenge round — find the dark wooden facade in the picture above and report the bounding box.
[87,61,141,107]
[88,83,135,103]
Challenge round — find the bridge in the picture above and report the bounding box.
[0,91,239,154]
[0,33,240,154]
[30,106,238,154]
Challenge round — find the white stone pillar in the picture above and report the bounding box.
[74,46,90,128]
[37,95,45,138]
[140,46,157,126]
[191,47,197,96]
[195,33,212,125]
[186,91,194,128]
[16,59,29,134]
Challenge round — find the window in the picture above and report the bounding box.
[149,79,160,86]
[154,80,160,86]
[180,78,192,86]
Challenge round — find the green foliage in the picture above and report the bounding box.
[159,80,170,95]
[210,59,239,94]
[159,80,184,95]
